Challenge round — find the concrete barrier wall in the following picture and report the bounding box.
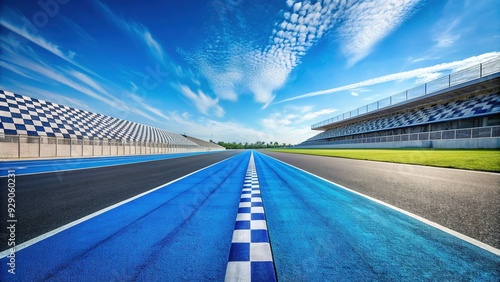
[1,143,18,158]
[41,144,57,158]
[0,136,221,159]
[57,145,71,157]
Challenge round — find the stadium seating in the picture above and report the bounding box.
[0,90,197,146]
[306,92,500,142]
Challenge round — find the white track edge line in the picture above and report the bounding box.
[257,151,500,256]
[0,152,243,258]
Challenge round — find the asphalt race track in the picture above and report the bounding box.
[1,151,250,281]
[253,152,499,280]
[0,151,224,177]
[260,150,500,249]
[1,150,499,280]
[0,151,241,246]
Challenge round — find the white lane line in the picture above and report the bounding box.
[257,152,500,256]
[0,152,242,259]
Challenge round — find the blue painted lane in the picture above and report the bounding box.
[0,151,221,177]
[253,151,500,281]
[0,151,250,281]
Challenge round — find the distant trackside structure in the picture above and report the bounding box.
[298,58,500,149]
[0,90,224,159]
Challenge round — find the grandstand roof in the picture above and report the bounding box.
[312,59,500,131]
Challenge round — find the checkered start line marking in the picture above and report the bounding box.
[224,152,277,282]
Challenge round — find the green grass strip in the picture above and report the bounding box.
[268,148,500,172]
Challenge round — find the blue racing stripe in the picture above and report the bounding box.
[253,151,500,281]
[0,151,250,281]
[0,151,222,177]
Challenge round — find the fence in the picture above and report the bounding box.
[299,125,500,147]
[0,135,211,159]
[312,57,500,129]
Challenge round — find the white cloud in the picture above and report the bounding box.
[262,113,293,129]
[0,7,95,75]
[125,91,172,121]
[163,104,336,144]
[410,56,441,63]
[293,2,302,12]
[141,29,166,62]
[14,85,92,112]
[337,0,422,66]
[0,18,70,63]
[298,108,338,123]
[363,94,381,101]
[260,106,337,143]
[0,60,35,81]
[435,34,461,48]
[275,52,500,104]
[0,34,173,124]
[167,112,269,143]
[285,105,313,113]
[195,60,242,101]
[178,84,225,118]
[190,0,343,107]
[69,70,109,95]
[415,72,442,84]
[350,87,371,97]
[96,1,166,63]
[433,19,461,48]
[96,1,229,120]
[9,57,116,107]
[190,0,422,107]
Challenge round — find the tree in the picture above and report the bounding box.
[216,140,292,149]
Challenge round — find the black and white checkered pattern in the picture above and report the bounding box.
[308,92,500,141]
[225,153,277,281]
[0,90,197,146]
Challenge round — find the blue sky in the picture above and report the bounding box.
[0,0,498,144]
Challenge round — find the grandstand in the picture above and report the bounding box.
[298,58,500,149]
[183,135,226,150]
[0,90,224,158]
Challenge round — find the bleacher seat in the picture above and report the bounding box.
[0,90,198,146]
[307,92,500,142]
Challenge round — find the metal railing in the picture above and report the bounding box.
[0,135,219,159]
[299,125,500,147]
[312,57,500,129]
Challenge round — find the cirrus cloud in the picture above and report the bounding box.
[188,0,422,108]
